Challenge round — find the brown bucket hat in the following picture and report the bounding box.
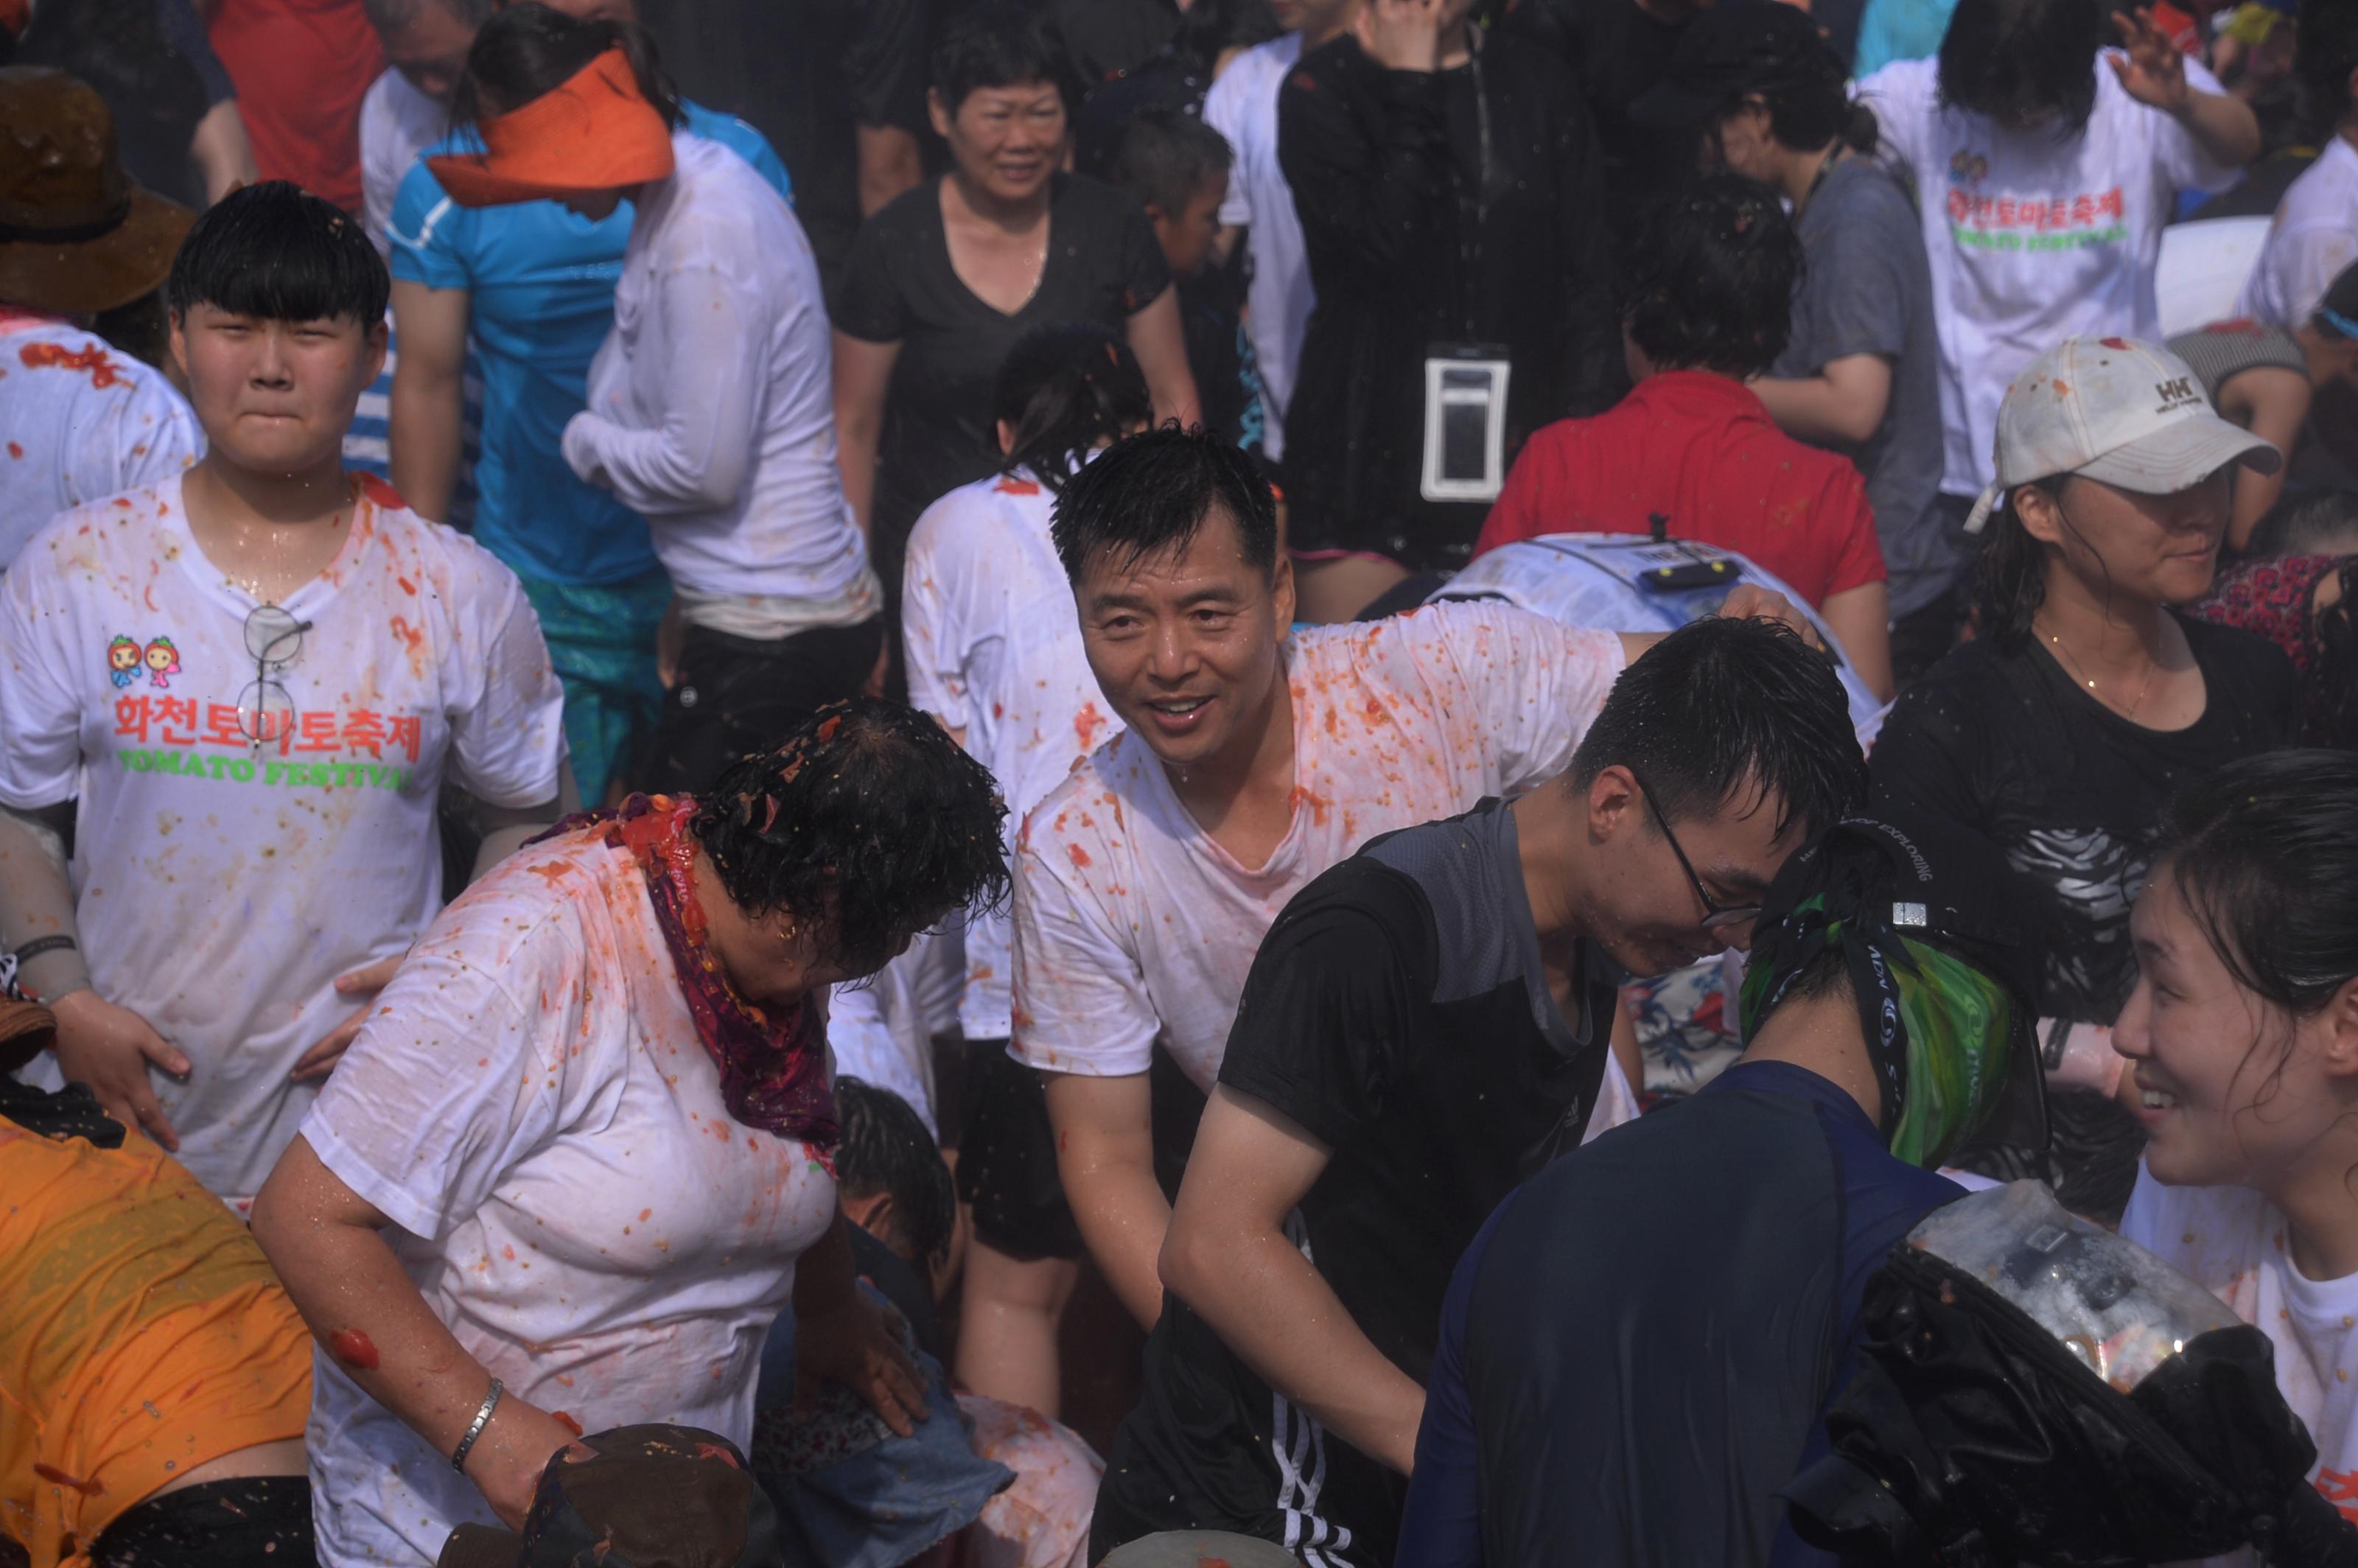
[0,67,195,315]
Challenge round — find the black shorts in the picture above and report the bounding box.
[637,617,884,796]
[956,1041,1209,1264]
[957,1037,1084,1261]
[88,1476,316,1567]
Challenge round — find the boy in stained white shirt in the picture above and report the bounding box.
[0,181,570,1207]
[425,39,879,792]
[902,322,1152,1415]
[1011,429,1807,1335]
[0,71,204,573]
[2238,7,2358,334]
[1200,0,1359,463]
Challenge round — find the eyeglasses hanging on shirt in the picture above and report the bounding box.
[237,603,309,749]
[1421,29,1511,505]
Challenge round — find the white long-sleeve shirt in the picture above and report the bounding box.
[562,132,878,612]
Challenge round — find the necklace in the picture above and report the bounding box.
[2038,619,2158,719]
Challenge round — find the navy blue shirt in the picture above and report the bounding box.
[1398,1060,1962,1567]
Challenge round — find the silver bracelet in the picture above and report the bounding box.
[450,1377,504,1474]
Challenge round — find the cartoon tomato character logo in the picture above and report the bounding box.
[106,634,141,688]
[142,635,181,689]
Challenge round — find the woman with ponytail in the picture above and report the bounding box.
[1634,1,1950,685]
[432,3,884,794]
[900,321,1152,1415]
[1872,335,2298,1225]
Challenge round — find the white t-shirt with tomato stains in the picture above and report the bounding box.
[1859,55,2241,497]
[1009,603,1625,1091]
[2120,1168,2358,1537]
[902,464,1120,1040]
[0,311,203,572]
[298,825,838,1568]
[0,475,565,1203]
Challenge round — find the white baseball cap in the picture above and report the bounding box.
[1963,336,2283,533]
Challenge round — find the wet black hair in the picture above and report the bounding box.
[931,1,1065,119]
[1621,173,1802,379]
[2156,749,2358,1031]
[2298,0,2358,133]
[990,322,1152,492]
[1975,489,2055,650]
[1110,106,1232,222]
[1570,617,1867,840]
[2249,488,2358,559]
[1937,0,2104,138]
[164,181,390,328]
[1715,34,1879,155]
[1051,424,1279,583]
[833,1077,956,1267]
[451,2,680,130]
[2315,557,2358,751]
[688,698,1008,976]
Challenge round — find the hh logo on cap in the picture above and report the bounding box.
[2155,377,2200,414]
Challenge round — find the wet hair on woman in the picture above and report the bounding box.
[165,180,391,329]
[2155,748,2358,1052]
[1974,481,2063,649]
[930,0,1064,118]
[1051,424,1279,583]
[990,322,1152,491]
[1620,172,1803,382]
[1719,28,1879,155]
[833,1077,956,1267]
[452,1,680,130]
[689,697,1009,976]
[1937,0,2105,137]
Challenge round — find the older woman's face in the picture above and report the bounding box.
[931,79,1066,206]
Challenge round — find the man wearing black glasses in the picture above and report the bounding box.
[1092,615,1869,1567]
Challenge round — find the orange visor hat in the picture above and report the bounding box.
[427,49,676,208]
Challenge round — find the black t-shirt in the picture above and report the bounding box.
[1870,615,2298,1216]
[640,0,928,286]
[1092,799,1619,1567]
[832,172,1172,573]
[1497,0,1693,240]
[1276,33,1620,568]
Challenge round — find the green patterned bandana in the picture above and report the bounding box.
[1740,896,2022,1168]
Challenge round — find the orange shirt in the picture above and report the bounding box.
[0,1120,311,1568]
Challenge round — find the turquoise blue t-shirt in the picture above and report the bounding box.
[386,103,791,588]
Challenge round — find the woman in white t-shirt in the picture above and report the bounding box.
[901,321,1149,1415]
[250,699,1012,1567]
[429,9,886,793]
[1860,0,2258,559]
[0,181,571,1208]
[2115,749,2358,1520]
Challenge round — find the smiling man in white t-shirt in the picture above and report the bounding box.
[1010,429,1813,1340]
[0,181,570,1208]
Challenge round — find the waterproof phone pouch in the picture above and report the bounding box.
[1421,347,1511,503]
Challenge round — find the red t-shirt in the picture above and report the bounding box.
[205,0,385,214]
[1474,371,1886,609]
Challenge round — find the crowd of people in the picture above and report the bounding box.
[4,0,2358,1564]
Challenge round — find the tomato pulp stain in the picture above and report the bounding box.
[34,1464,105,1496]
[20,340,125,388]
[329,1329,381,1371]
[552,1410,584,1437]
